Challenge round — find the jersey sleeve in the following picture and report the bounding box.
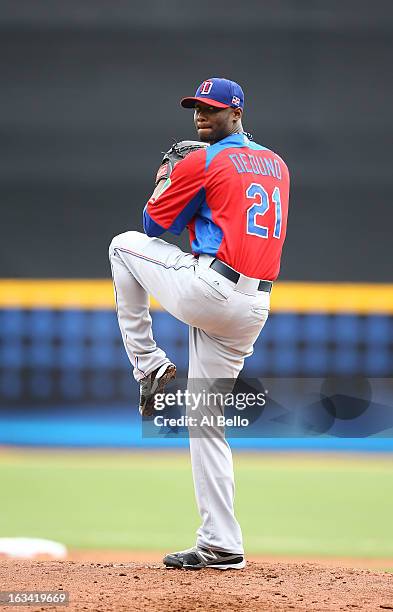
[143,149,206,237]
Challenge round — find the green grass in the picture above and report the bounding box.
[1,450,393,559]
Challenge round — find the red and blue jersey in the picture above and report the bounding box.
[143,133,290,280]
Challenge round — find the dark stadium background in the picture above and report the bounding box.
[1,0,392,281]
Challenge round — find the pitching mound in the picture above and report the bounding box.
[1,560,393,611]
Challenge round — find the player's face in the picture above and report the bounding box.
[194,102,240,144]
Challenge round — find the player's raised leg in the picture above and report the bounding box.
[109,230,198,382]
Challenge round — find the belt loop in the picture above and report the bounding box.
[234,275,259,296]
[198,254,215,269]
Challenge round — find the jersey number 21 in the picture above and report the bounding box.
[246,183,282,239]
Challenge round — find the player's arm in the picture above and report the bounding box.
[143,149,206,237]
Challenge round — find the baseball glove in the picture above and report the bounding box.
[155,140,209,185]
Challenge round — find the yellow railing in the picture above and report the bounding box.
[1,280,393,313]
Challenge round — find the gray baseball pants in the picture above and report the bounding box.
[109,231,269,554]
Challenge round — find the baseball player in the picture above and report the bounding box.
[109,77,290,570]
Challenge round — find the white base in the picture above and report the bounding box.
[0,538,67,559]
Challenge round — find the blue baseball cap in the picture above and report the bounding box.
[181,77,244,110]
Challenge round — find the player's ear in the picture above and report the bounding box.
[232,107,242,122]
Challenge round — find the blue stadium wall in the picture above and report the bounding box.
[0,281,392,451]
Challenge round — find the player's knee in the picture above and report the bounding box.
[108,233,127,258]
[109,231,145,258]
[108,234,119,259]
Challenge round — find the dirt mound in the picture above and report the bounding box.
[0,560,392,611]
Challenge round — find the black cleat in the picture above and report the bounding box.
[139,362,176,417]
[163,546,246,570]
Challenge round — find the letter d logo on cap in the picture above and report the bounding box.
[200,80,213,95]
